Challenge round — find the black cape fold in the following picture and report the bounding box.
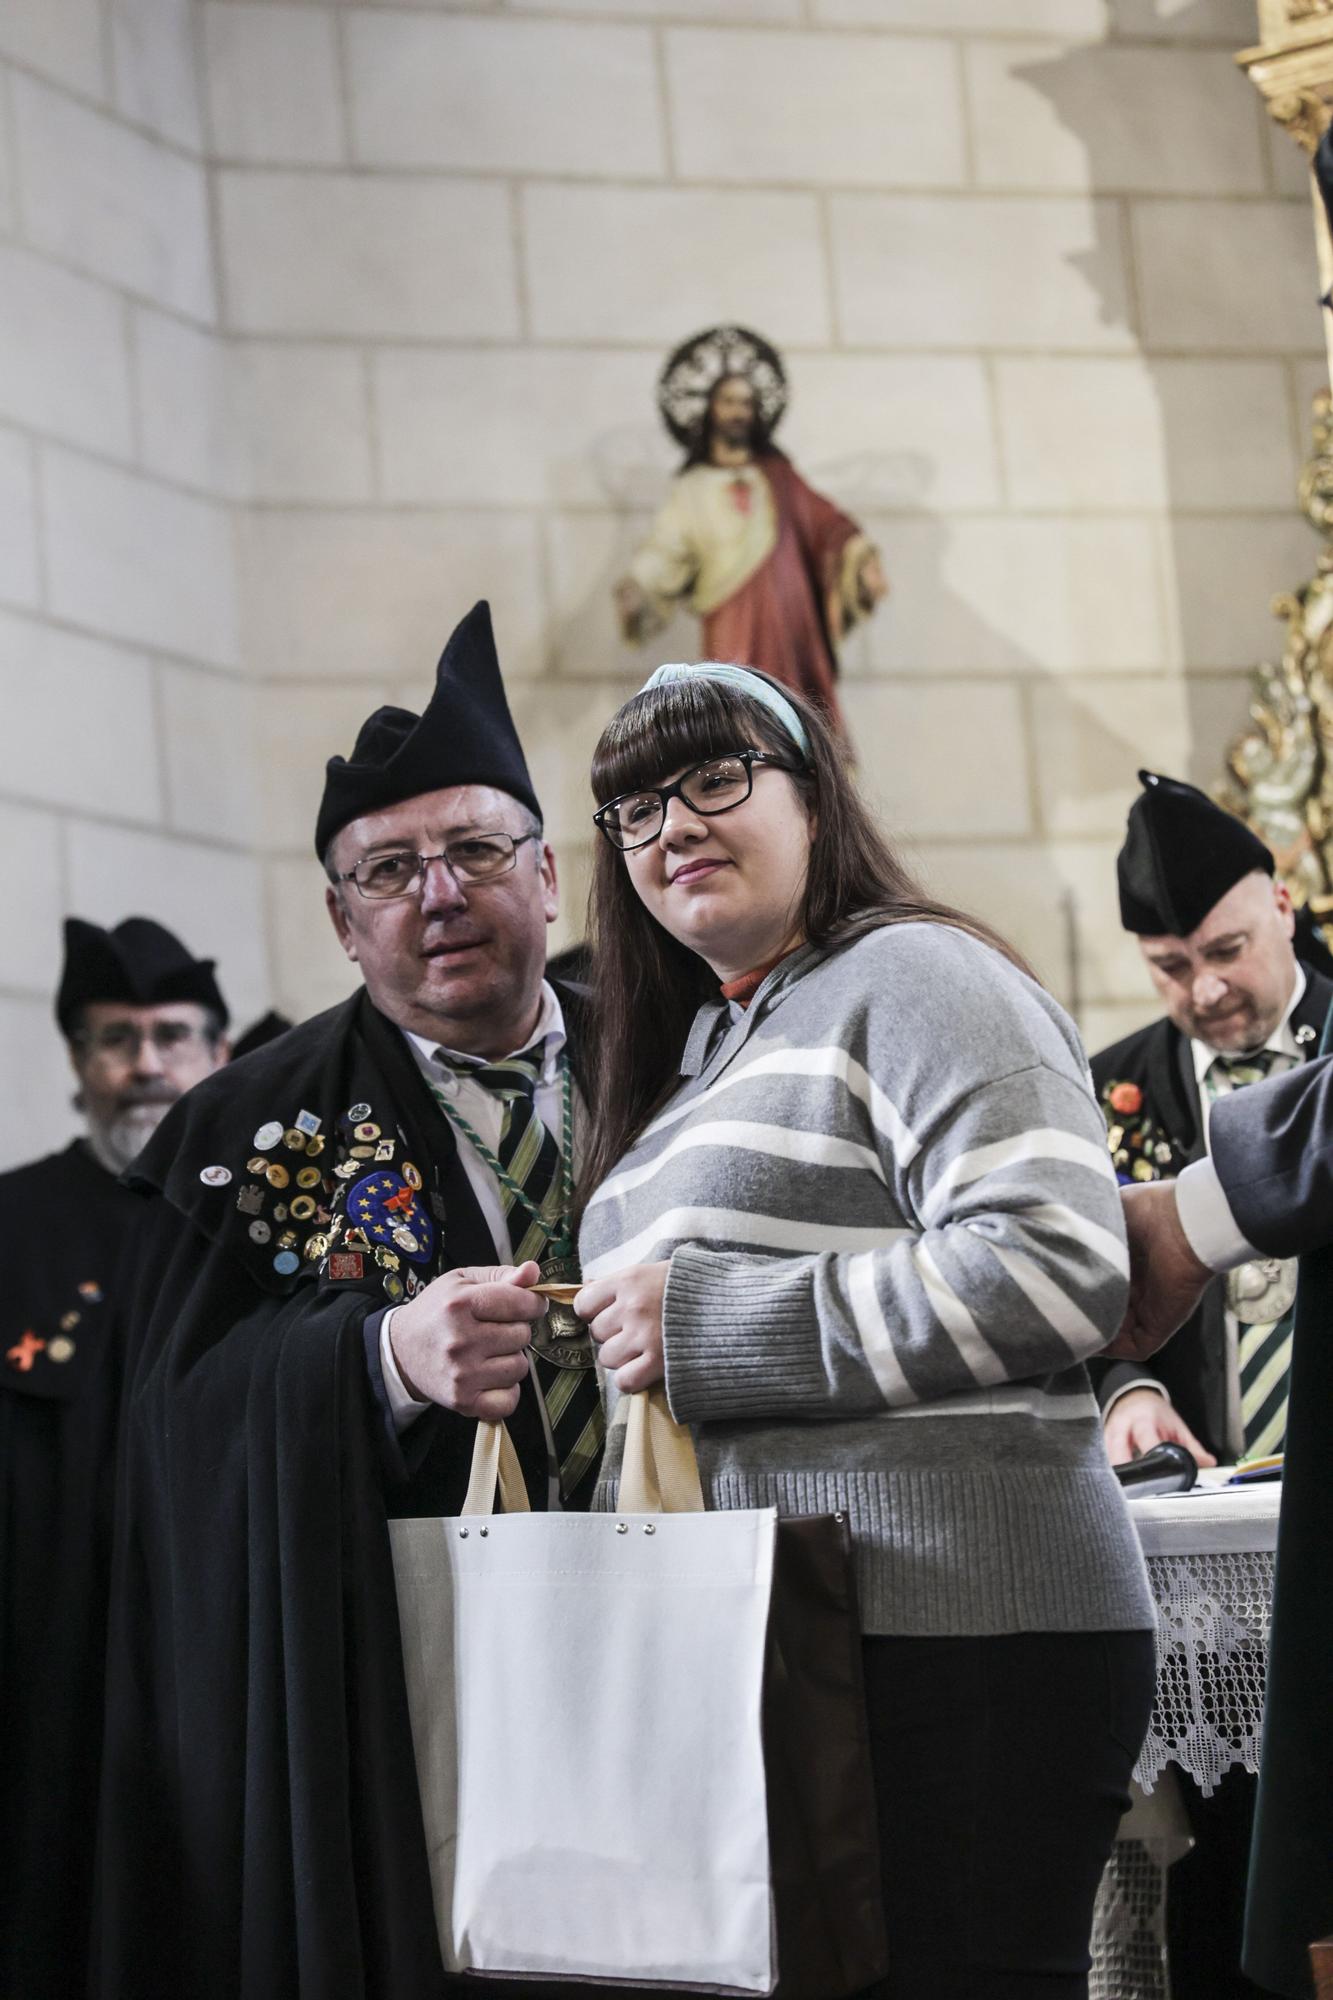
[1224,1025,1333,1998]
[0,1141,142,2000]
[94,984,589,2000]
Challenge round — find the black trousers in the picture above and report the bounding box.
[852,1628,1158,2000]
[1166,1767,1284,2000]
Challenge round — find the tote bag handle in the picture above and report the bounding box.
[462,1387,704,1517]
[619,1388,704,1513]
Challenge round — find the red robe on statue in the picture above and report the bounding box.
[701,455,863,735]
[623,449,881,742]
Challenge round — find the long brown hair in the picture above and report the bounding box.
[583,670,1033,1193]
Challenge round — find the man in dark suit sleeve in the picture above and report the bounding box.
[1117,1056,1333,2000]
[94,602,604,2000]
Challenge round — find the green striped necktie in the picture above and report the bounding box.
[1206,1049,1294,1458]
[448,1050,604,1502]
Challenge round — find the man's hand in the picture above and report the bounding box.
[1102,1179,1212,1365]
[575,1262,669,1393]
[1102,1387,1217,1469]
[388,1262,545,1420]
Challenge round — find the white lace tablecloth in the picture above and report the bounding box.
[1130,1484,1279,1796]
[1090,1482,1280,2000]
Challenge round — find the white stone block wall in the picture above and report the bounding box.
[1,0,1326,1170]
[0,0,261,1166]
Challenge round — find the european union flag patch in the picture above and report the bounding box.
[345,1171,436,1268]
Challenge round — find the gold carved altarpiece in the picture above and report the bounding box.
[1222,6,1333,935]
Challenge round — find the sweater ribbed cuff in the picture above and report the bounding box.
[663,1246,829,1423]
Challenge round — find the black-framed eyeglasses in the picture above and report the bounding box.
[333,831,539,901]
[593,749,799,853]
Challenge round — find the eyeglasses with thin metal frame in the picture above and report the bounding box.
[332,830,540,901]
[593,748,801,853]
[73,1021,218,1061]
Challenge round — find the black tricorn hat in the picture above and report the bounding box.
[56,917,229,1037]
[1117,770,1274,938]
[314,601,539,862]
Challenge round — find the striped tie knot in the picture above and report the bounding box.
[1207,1048,1280,1092]
[450,1050,543,1103]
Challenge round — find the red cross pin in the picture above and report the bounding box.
[7,1331,46,1372]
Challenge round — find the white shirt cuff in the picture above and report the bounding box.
[1174,1156,1260,1273]
[379,1306,430,1432]
[1102,1377,1169,1420]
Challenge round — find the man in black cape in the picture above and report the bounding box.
[1115,1054,1333,1999]
[1087,771,1331,2000]
[1090,771,1331,1473]
[95,602,602,1999]
[1,917,230,2000]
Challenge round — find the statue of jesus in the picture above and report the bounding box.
[614,326,888,738]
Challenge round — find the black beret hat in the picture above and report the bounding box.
[56,917,230,1037]
[1117,769,1274,938]
[314,601,539,862]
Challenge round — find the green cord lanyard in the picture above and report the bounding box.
[429,1057,574,1259]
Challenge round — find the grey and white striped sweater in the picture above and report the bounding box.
[580,923,1154,1637]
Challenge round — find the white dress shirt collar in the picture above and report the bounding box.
[402,979,567,1085]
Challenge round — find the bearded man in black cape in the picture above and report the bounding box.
[95,603,603,1999]
[1,917,230,2000]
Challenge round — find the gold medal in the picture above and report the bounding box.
[529,1254,595,1371]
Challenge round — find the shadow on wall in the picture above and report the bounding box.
[1000,0,1324,1043]
[1017,4,1323,753]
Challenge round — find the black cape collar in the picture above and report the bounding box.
[128,982,591,1298]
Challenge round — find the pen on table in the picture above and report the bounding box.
[1227,1454,1284,1486]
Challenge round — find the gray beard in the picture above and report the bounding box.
[85,1101,172,1175]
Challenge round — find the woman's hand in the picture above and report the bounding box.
[574,1262,669,1392]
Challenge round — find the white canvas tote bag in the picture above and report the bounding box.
[390,1401,779,1992]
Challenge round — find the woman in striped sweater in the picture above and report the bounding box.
[574,663,1156,2000]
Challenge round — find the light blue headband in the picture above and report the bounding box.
[639,661,811,758]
